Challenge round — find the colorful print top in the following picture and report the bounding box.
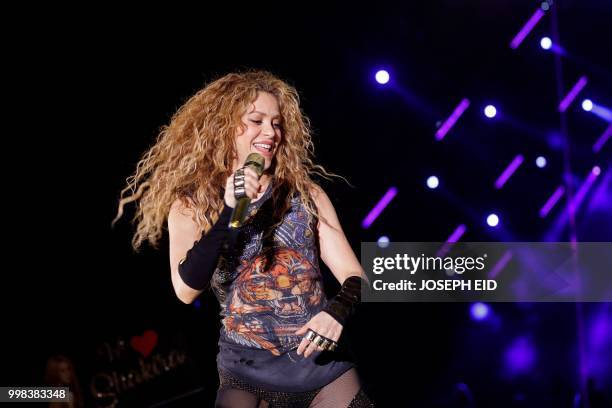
[210,181,355,392]
[211,182,325,355]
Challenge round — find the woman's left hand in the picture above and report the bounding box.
[295,311,342,358]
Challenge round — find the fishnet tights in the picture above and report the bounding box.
[215,367,374,407]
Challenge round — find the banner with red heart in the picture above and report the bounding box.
[130,330,158,358]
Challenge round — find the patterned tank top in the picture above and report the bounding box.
[210,181,355,392]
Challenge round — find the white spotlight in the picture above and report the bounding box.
[427,176,439,189]
[487,213,500,227]
[540,37,552,50]
[484,105,497,118]
[536,156,547,168]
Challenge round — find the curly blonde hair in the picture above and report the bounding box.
[113,70,337,250]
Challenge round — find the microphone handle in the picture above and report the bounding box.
[229,196,251,229]
[228,152,265,229]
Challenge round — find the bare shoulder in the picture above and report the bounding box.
[309,184,340,228]
[309,184,332,210]
[168,198,199,234]
[170,196,199,217]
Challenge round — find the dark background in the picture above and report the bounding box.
[5,1,612,406]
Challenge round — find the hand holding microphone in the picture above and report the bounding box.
[224,153,265,228]
[178,154,264,291]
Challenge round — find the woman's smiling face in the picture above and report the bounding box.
[234,91,283,172]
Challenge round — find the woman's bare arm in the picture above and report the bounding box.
[312,187,367,285]
[167,199,205,304]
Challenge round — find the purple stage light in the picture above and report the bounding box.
[593,125,611,153]
[488,250,513,279]
[362,187,397,229]
[447,224,467,243]
[377,236,390,248]
[375,70,390,85]
[487,213,500,227]
[546,132,564,150]
[587,169,612,213]
[536,156,547,168]
[194,299,201,309]
[484,105,497,118]
[558,76,588,112]
[505,337,536,374]
[470,302,490,321]
[539,185,565,218]
[591,319,609,346]
[455,383,474,401]
[426,176,439,189]
[585,303,612,379]
[544,167,606,241]
[589,311,611,349]
[582,99,593,111]
[495,154,524,189]
[435,98,470,141]
[586,308,612,379]
[569,167,602,215]
[436,224,467,258]
[590,102,612,122]
[510,9,545,49]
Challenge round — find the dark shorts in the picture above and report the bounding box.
[217,340,356,392]
[217,367,375,408]
[218,368,321,407]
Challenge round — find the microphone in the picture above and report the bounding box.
[229,153,265,229]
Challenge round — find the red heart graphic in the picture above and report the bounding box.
[130,330,158,358]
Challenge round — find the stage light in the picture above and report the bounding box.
[375,70,390,85]
[487,213,500,227]
[559,76,588,112]
[540,37,552,50]
[589,310,611,349]
[427,176,439,189]
[593,125,611,153]
[536,156,547,168]
[489,250,513,279]
[539,185,565,218]
[510,9,545,49]
[484,105,497,118]
[505,337,536,374]
[470,302,490,321]
[362,187,398,228]
[495,154,524,189]
[583,100,612,121]
[435,98,470,141]
[569,167,601,215]
[377,236,390,248]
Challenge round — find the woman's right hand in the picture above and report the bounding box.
[224,166,262,208]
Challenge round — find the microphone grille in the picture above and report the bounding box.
[244,153,265,176]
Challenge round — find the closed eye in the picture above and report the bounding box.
[250,119,282,130]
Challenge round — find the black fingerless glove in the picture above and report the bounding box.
[322,275,363,326]
[178,205,238,290]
